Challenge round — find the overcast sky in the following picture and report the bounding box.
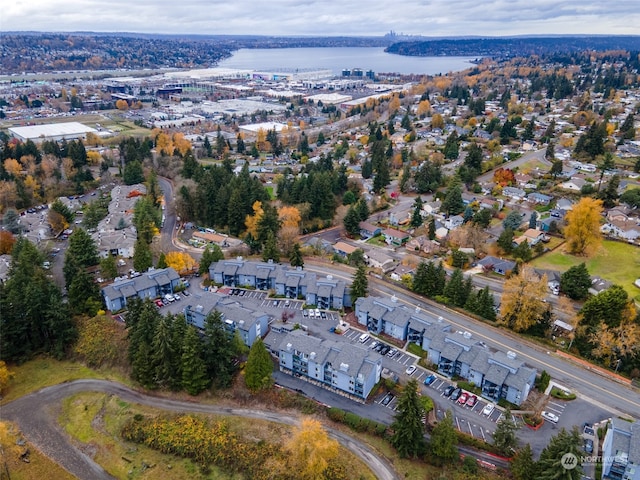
[5,0,640,37]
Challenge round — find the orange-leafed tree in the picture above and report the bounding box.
[0,231,15,255]
[493,167,515,186]
[115,99,129,110]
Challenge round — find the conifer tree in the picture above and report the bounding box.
[390,379,426,458]
[181,326,210,395]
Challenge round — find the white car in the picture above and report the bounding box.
[542,411,559,423]
[314,308,321,318]
[482,403,495,416]
[405,365,417,375]
[369,341,378,349]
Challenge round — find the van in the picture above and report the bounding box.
[359,333,370,343]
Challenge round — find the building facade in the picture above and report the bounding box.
[101,267,180,311]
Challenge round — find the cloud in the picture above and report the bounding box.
[5,0,640,36]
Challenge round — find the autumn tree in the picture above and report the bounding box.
[285,419,339,480]
[0,231,15,255]
[278,205,301,255]
[390,379,426,458]
[564,197,603,256]
[500,266,549,332]
[74,314,128,368]
[165,251,197,275]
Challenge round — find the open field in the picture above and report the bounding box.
[531,240,640,298]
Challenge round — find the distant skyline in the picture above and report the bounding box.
[5,0,640,37]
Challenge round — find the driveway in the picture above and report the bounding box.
[2,379,398,480]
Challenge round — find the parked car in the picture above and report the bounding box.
[314,308,321,318]
[424,374,436,386]
[303,309,309,317]
[320,311,327,319]
[380,345,390,355]
[450,388,462,401]
[482,403,495,416]
[457,392,469,405]
[466,395,478,407]
[329,327,336,333]
[542,411,559,423]
[443,386,455,397]
[584,439,594,454]
[155,299,163,308]
[369,341,378,350]
[387,348,397,358]
[405,365,417,375]
[173,294,181,301]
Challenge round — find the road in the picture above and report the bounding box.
[2,379,399,480]
[303,260,640,420]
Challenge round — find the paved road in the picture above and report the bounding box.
[2,379,398,480]
[304,260,640,419]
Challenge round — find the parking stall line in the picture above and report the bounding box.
[479,426,486,441]
[467,420,473,435]
[455,417,462,431]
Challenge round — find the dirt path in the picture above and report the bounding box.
[1,379,398,480]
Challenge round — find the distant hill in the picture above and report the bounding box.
[385,36,640,58]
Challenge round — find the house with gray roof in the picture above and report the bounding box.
[101,267,180,311]
[275,329,382,402]
[602,417,640,480]
[183,292,268,347]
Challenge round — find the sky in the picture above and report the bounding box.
[5,0,640,37]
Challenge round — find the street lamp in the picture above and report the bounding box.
[614,358,622,373]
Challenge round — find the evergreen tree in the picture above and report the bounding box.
[473,208,492,228]
[133,239,153,272]
[127,299,159,388]
[550,159,563,178]
[100,255,118,280]
[181,326,210,395]
[442,184,464,215]
[513,240,532,263]
[244,338,273,392]
[444,268,468,307]
[497,228,515,253]
[262,231,280,263]
[68,267,101,315]
[428,411,458,466]
[362,159,373,179]
[64,228,99,287]
[236,133,245,153]
[152,314,176,389]
[203,136,212,157]
[476,286,497,321]
[510,444,537,480]
[529,211,538,229]
[355,198,369,222]
[170,314,188,390]
[390,379,426,458]
[493,407,519,455]
[537,428,584,480]
[343,205,361,237]
[415,160,443,193]
[428,217,436,240]
[399,163,411,193]
[560,263,591,300]
[503,210,523,230]
[545,142,555,161]
[289,243,304,268]
[199,244,224,275]
[443,131,459,159]
[373,156,390,193]
[203,311,236,388]
[157,252,167,269]
[350,264,368,303]
[411,197,424,228]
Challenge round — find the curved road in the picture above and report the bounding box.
[2,380,398,480]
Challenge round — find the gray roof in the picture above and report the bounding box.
[608,418,640,466]
[484,364,509,386]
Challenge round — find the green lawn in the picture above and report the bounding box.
[531,240,640,298]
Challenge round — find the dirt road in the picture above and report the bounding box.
[2,379,398,480]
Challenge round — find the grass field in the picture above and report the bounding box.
[531,240,640,298]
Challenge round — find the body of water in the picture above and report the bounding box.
[218,47,476,76]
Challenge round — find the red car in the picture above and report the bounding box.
[466,395,478,407]
[155,299,163,308]
[457,392,469,405]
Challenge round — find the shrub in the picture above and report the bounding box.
[536,370,551,392]
[550,386,576,400]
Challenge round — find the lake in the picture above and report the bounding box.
[218,47,476,76]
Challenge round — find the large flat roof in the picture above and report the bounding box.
[9,122,97,141]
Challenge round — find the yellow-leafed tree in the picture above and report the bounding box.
[245,201,264,239]
[285,419,339,480]
[500,266,549,332]
[278,205,301,255]
[417,99,431,117]
[564,197,603,256]
[0,361,12,395]
[165,251,197,275]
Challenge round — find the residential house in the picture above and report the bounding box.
[601,417,640,480]
[560,177,587,191]
[588,276,613,296]
[515,173,533,187]
[556,198,574,211]
[502,186,526,200]
[359,221,382,239]
[406,235,440,255]
[191,230,231,248]
[333,241,359,258]
[274,329,382,402]
[101,267,181,311]
[444,215,464,230]
[477,256,516,276]
[513,228,546,246]
[526,192,553,205]
[383,227,410,246]
[364,250,396,273]
[390,264,416,282]
[183,293,268,347]
[602,218,640,242]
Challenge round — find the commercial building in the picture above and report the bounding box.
[8,122,98,143]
